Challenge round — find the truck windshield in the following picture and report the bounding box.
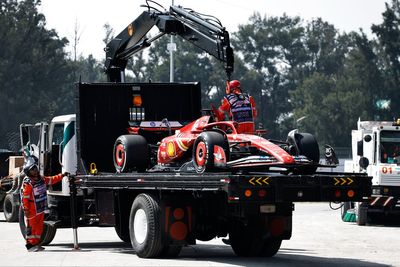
[380,131,400,164]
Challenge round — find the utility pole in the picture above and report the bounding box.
[168,0,176,82]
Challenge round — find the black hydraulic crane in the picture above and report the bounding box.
[104,1,234,82]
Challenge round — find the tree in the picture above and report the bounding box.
[146,36,224,106]
[372,0,400,119]
[290,73,369,147]
[233,13,308,138]
[0,0,71,149]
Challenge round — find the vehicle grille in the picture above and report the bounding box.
[381,177,400,186]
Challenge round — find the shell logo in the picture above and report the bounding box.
[167,142,176,157]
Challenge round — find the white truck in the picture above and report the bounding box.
[343,119,400,225]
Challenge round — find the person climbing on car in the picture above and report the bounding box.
[21,156,68,252]
[215,79,257,134]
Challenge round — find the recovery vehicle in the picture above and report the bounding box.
[342,119,400,225]
[18,2,371,258]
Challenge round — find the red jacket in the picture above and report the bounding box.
[21,174,63,218]
[216,93,257,133]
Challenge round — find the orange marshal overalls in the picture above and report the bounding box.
[217,93,257,134]
[21,174,63,247]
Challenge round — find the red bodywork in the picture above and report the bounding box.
[157,116,296,167]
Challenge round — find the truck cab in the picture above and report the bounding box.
[21,114,77,197]
[344,119,400,224]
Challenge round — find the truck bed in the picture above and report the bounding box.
[77,171,371,203]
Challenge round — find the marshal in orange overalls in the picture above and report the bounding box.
[21,159,65,250]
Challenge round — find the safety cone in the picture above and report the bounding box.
[343,208,357,222]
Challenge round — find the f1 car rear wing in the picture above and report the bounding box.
[105,1,234,82]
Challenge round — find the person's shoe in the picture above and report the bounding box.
[28,245,45,252]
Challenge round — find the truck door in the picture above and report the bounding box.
[20,123,49,176]
[48,116,77,196]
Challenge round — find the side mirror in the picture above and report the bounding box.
[359,157,369,170]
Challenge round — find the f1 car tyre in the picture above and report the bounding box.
[129,194,163,258]
[18,207,57,245]
[295,132,320,174]
[114,135,149,173]
[193,131,229,173]
[3,193,19,222]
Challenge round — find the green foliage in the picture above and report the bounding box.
[290,73,369,146]
[0,0,71,150]
[233,13,307,136]
[70,55,106,83]
[372,0,400,119]
[2,1,400,151]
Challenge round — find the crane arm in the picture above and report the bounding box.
[105,3,234,82]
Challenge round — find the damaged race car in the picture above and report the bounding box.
[113,113,326,175]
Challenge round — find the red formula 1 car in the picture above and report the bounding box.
[113,115,325,175]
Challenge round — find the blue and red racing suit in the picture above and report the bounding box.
[216,93,257,134]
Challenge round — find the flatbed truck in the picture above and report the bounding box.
[17,2,372,258]
[17,81,372,258]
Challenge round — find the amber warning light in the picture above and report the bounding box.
[133,95,142,106]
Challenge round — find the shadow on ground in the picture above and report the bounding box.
[48,242,390,267]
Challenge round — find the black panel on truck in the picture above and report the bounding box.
[76,82,201,173]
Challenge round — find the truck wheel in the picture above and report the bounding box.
[129,194,163,258]
[229,220,264,257]
[260,238,282,257]
[115,226,131,243]
[18,207,57,245]
[114,135,149,173]
[160,245,182,258]
[0,192,5,212]
[356,202,368,226]
[193,131,229,173]
[295,133,320,174]
[40,224,57,246]
[3,194,19,222]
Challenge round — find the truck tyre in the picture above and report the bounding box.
[114,135,149,173]
[0,192,5,212]
[193,131,229,173]
[356,202,368,226]
[160,245,182,258]
[115,226,131,243]
[341,202,352,221]
[40,224,57,246]
[294,133,320,174]
[129,194,163,258]
[18,207,57,245]
[3,194,19,222]
[229,220,264,257]
[260,238,282,257]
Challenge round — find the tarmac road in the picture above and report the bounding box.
[0,202,399,267]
